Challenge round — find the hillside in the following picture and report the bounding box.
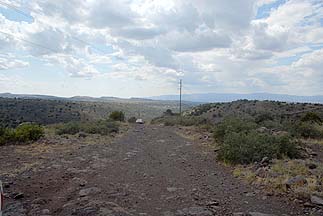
[149,93,323,104]
[0,97,194,127]
[186,100,323,124]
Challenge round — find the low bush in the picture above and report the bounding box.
[218,131,299,164]
[0,127,15,145]
[214,117,299,164]
[14,123,44,142]
[128,117,137,123]
[56,120,119,136]
[109,111,125,122]
[301,112,322,124]
[255,112,274,124]
[214,117,257,143]
[291,122,323,139]
[82,120,119,135]
[56,122,81,135]
[0,123,44,145]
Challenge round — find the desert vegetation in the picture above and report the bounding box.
[0,97,194,128]
[214,118,299,164]
[109,111,125,122]
[0,123,44,145]
[55,120,119,136]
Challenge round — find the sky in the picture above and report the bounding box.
[0,0,323,98]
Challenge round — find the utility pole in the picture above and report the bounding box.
[179,79,182,116]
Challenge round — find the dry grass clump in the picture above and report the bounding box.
[234,159,323,200]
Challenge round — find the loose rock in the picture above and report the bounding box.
[311,195,323,206]
[285,175,307,189]
[79,187,101,197]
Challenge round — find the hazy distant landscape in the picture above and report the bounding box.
[0,94,195,127]
[149,92,323,104]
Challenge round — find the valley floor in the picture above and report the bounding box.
[0,125,311,215]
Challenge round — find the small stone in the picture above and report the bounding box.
[79,187,101,197]
[177,206,213,216]
[167,187,178,192]
[249,212,276,216]
[206,200,219,208]
[13,192,24,199]
[255,167,267,178]
[306,163,317,170]
[78,132,87,138]
[41,209,50,214]
[304,202,315,208]
[311,195,323,206]
[285,175,307,189]
[32,198,47,205]
[261,157,270,164]
[163,211,175,216]
[73,177,87,187]
[245,192,256,197]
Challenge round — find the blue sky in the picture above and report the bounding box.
[0,0,323,97]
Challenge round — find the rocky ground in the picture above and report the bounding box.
[0,124,315,215]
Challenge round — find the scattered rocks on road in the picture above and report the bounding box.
[234,212,276,216]
[174,206,213,216]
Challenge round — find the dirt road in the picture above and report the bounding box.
[1,125,305,215]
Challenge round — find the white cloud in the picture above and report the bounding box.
[45,54,99,78]
[0,0,323,96]
[0,54,29,70]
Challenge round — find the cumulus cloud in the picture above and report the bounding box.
[0,55,29,70]
[164,28,231,52]
[0,0,323,95]
[45,55,99,78]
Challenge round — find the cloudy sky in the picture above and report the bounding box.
[0,0,322,97]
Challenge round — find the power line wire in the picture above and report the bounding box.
[0,1,33,20]
[0,30,60,53]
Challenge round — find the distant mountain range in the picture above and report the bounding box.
[1,92,323,104]
[148,93,323,104]
[0,93,156,103]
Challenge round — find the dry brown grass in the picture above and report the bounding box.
[234,159,323,199]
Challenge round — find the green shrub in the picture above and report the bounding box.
[255,112,274,124]
[214,117,299,164]
[0,123,44,145]
[214,118,257,143]
[82,120,119,135]
[56,120,119,136]
[163,109,175,116]
[109,111,125,122]
[128,117,137,123]
[218,131,298,164]
[0,127,15,145]
[56,122,80,135]
[301,112,322,124]
[14,123,44,142]
[291,122,323,139]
